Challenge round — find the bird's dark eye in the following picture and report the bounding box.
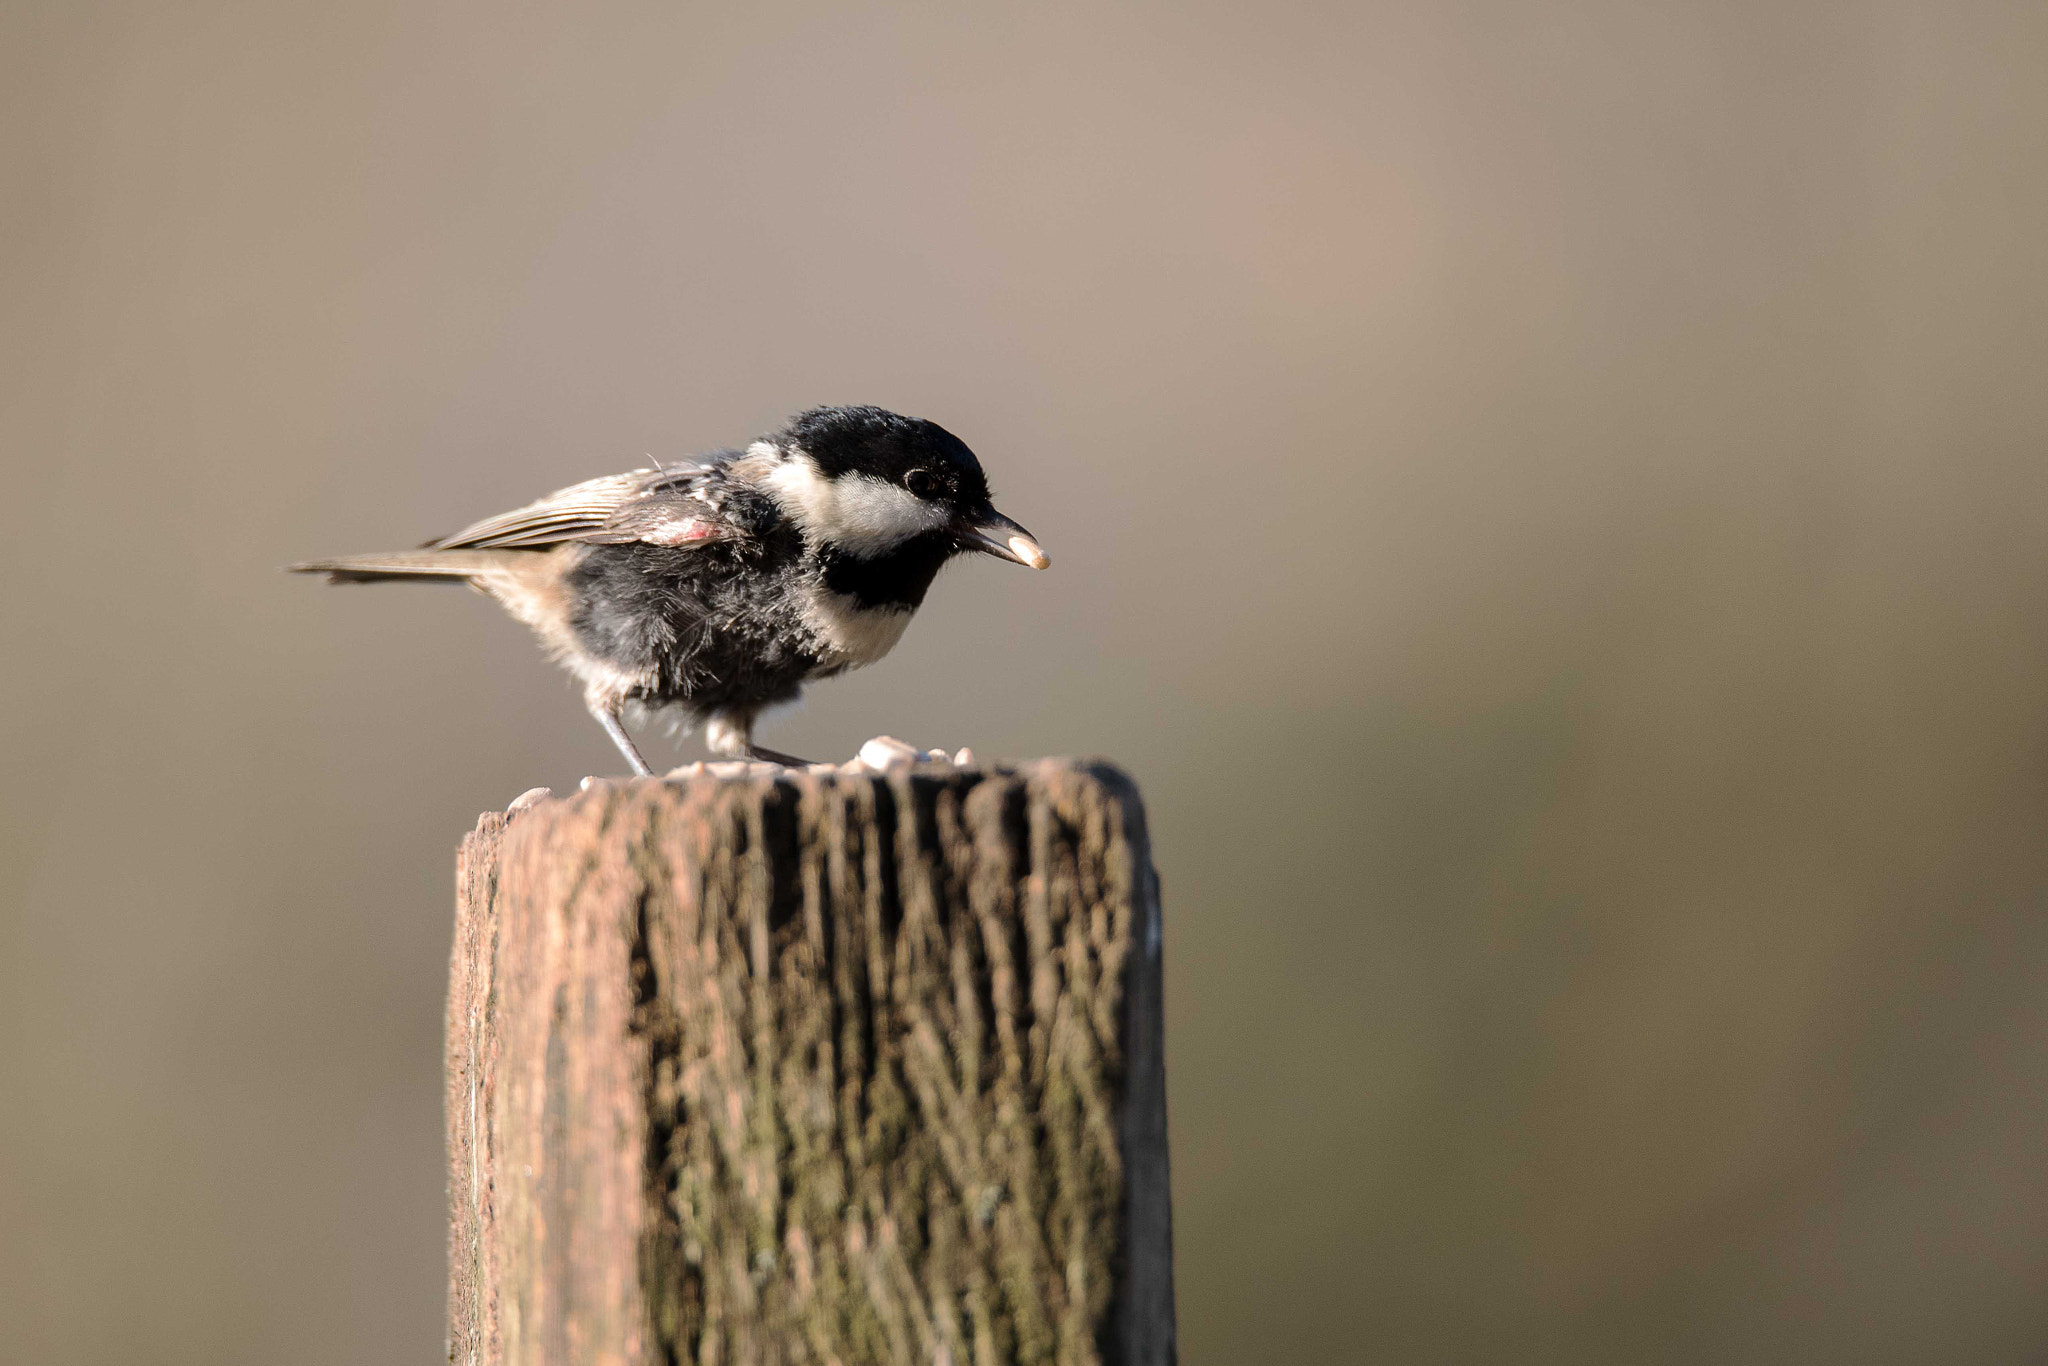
[904,469,939,498]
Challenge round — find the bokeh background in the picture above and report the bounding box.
[6,3,2048,1362]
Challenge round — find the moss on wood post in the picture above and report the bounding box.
[447,761,1174,1366]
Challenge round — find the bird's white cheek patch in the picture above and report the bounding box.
[765,452,950,555]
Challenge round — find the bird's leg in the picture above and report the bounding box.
[704,712,812,767]
[586,694,654,776]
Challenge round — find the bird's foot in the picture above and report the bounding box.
[745,743,813,766]
[661,742,811,780]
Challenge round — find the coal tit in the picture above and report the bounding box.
[292,405,1049,773]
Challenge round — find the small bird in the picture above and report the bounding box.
[291,405,1048,773]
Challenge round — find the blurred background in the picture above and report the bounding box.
[5,2,2048,1362]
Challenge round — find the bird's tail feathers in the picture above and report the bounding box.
[286,550,519,585]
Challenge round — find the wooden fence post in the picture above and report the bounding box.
[446,760,1174,1366]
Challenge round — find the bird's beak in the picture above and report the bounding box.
[956,508,1050,569]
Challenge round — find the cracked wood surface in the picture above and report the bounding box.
[448,761,1173,1366]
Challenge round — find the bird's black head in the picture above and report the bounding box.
[761,405,1049,568]
[787,405,991,508]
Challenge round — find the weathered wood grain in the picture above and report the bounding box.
[447,761,1173,1366]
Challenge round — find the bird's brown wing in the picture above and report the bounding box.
[427,464,734,550]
